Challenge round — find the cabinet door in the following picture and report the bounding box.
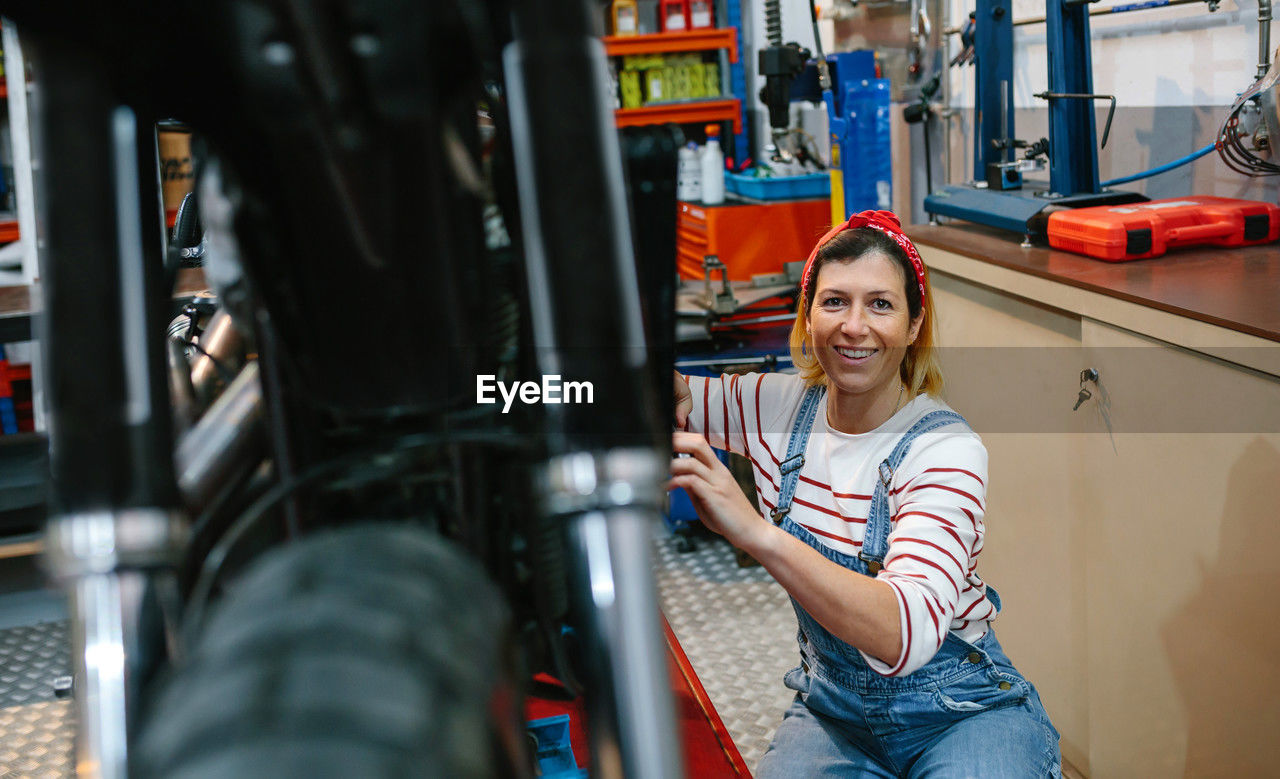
[1077,318,1280,778]
[931,271,1093,773]
[932,268,1280,778]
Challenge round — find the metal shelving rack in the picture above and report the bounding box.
[605,27,742,134]
[0,20,36,285]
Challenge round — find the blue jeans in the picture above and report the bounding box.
[755,629,1061,778]
[761,400,1061,776]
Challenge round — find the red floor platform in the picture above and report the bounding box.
[525,616,752,777]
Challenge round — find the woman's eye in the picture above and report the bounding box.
[822,297,844,308]
[871,298,892,310]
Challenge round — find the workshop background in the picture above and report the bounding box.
[677,0,1280,776]
[0,0,1277,777]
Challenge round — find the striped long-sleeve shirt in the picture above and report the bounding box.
[681,370,997,677]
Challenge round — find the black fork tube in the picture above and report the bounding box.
[505,2,681,778]
[505,1,659,447]
[29,37,182,778]
[35,44,176,512]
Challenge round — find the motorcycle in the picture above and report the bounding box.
[3,1,683,775]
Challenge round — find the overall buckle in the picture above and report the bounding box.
[877,460,894,488]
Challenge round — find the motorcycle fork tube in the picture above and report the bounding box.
[505,2,680,777]
[29,38,182,778]
[565,505,680,779]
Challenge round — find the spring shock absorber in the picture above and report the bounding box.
[764,0,782,46]
[758,0,808,159]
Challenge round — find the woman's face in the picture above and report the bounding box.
[806,252,923,404]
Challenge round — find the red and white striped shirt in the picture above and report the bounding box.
[682,371,997,677]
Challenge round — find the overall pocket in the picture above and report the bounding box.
[783,665,810,697]
[784,660,867,727]
[933,665,1030,714]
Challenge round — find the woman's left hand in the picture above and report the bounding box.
[669,432,770,551]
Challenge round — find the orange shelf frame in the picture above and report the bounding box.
[615,98,741,133]
[603,28,738,63]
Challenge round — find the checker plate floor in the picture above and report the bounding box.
[653,530,798,772]
[0,621,73,778]
[1,534,798,776]
[0,701,74,778]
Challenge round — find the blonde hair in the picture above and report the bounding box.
[788,230,944,399]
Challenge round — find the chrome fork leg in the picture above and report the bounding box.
[64,571,144,778]
[542,451,683,779]
[45,510,186,779]
[568,509,682,779]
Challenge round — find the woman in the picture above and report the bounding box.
[670,210,1061,777]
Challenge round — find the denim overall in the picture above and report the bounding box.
[756,386,1061,778]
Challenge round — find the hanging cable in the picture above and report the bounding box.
[809,0,832,93]
[1101,143,1217,187]
[1212,43,1280,178]
[1216,99,1280,177]
[808,0,825,60]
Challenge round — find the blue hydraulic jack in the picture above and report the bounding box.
[924,0,1146,243]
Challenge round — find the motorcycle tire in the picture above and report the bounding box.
[134,524,521,778]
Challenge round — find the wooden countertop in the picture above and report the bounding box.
[905,222,1280,344]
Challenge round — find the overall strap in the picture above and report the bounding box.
[860,409,968,573]
[769,384,826,525]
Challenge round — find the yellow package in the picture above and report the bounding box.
[620,70,643,108]
[704,62,720,97]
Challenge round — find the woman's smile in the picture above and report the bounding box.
[833,346,878,362]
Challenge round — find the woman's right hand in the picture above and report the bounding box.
[674,371,693,429]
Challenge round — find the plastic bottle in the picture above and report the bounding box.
[677,142,702,202]
[700,125,725,204]
[636,0,659,33]
[660,0,690,31]
[612,0,639,35]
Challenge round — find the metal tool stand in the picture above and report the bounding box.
[924,0,1145,239]
[823,51,893,220]
[701,255,740,316]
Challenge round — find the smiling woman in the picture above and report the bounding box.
[670,210,1063,777]
[789,213,943,435]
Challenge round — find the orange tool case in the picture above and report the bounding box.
[1046,196,1280,261]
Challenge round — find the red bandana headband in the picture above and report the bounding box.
[800,210,926,303]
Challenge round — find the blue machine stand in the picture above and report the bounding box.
[924,0,1145,241]
[822,51,894,219]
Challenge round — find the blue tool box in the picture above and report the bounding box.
[725,172,830,201]
[526,715,588,779]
